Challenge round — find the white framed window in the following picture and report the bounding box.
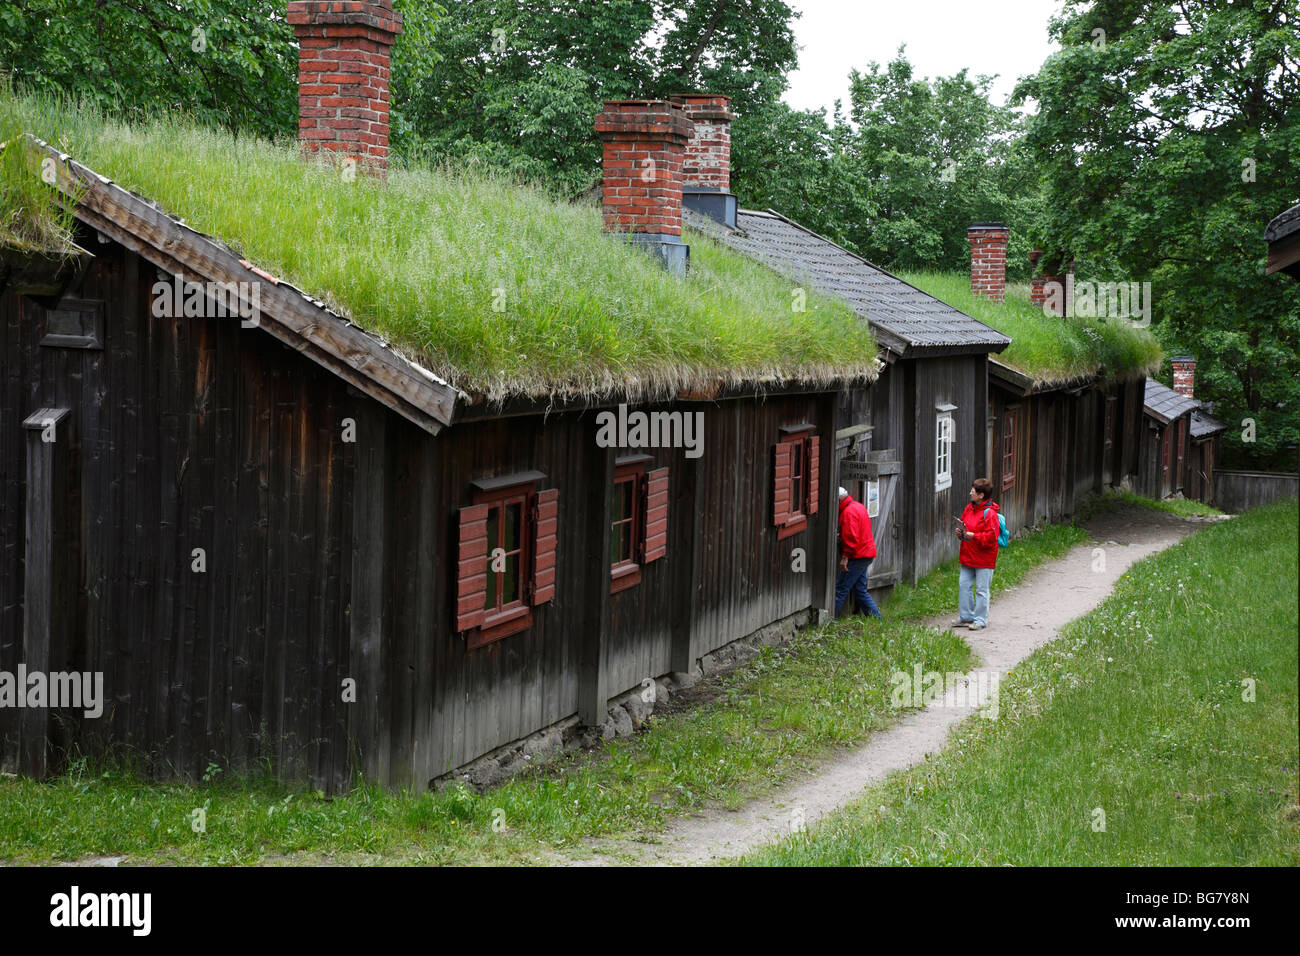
[935,408,955,491]
[866,478,880,517]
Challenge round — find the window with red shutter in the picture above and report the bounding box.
[458,477,557,648]
[1001,409,1017,490]
[775,427,815,540]
[643,467,669,562]
[806,435,820,515]
[609,461,669,594]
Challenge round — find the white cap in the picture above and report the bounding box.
[838,487,848,498]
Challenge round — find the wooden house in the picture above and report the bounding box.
[0,0,1168,790]
[1138,373,1225,503]
[684,211,1012,589]
[988,364,1146,532]
[0,12,890,789]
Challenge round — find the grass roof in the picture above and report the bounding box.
[0,91,878,402]
[899,271,1163,387]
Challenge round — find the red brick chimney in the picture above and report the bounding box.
[1029,249,1046,307]
[1035,253,1073,317]
[595,100,694,275]
[670,93,738,228]
[288,0,401,175]
[968,223,1008,302]
[1171,356,1196,398]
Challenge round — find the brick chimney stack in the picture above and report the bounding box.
[595,100,694,275]
[1035,253,1073,317]
[1029,249,1046,307]
[671,93,738,228]
[288,0,401,175]
[968,223,1009,302]
[1171,356,1196,399]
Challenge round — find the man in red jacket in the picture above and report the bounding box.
[953,477,1000,631]
[835,487,882,619]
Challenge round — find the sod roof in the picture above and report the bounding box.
[898,272,1163,389]
[0,93,879,405]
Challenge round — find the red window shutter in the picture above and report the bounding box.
[806,435,820,515]
[455,504,490,632]
[530,488,559,605]
[773,441,793,526]
[643,467,669,562]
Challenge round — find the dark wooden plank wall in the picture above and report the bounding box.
[1213,467,1298,512]
[390,393,829,785]
[909,356,983,582]
[689,395,823,655]
[1,239,360,789]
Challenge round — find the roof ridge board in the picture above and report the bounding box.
[746,206,1011,346]
[33,136,463,431]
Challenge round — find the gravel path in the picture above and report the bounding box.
[571,508,1211,865]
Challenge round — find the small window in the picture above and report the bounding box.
[773,429,820,540]
[935,411,954,492]
[1001,409,1017,491]
[456,479,558,648]
[610,460,669,595]
[611,463,643,593]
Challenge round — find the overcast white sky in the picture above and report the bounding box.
[782,0,1064,114]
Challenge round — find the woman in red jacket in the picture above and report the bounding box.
[952,477,1000,631]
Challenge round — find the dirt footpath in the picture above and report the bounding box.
[573,507,1213,866]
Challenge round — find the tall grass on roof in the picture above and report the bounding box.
[900,271,1163,386]
[0,100,80,255]
[1,91,878,401]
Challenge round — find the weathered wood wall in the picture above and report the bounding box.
[990,379,1145,533]
[1213,469,1298,512]
[908,355,985,582]
[1,239,363,788]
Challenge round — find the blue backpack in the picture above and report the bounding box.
[985,507,1010,548]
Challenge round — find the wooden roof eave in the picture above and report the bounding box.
[33,137,464,435]
[990,359,1107,397]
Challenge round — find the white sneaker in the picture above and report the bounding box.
[950,619,971,628]
[968,622,986,631]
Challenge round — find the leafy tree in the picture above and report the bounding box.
[1015,0,1300,468]
[0,0,299,138]
[834,51,1034,275]
[398,0,801,194]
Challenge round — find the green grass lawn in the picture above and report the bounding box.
[899,272,1162,387]
[0,522,1086,865]
[745,500,1299,865]
[1,88,876,401]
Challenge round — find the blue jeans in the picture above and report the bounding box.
[958,564,994,626]
[835,557,883,618]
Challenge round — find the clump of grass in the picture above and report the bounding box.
[1077,488,1224,520]
[0,86,80,253]
[746,500,1298,865]
[0,89,877,401]
[900,271,1163,386]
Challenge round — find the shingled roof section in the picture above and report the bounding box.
[1190,408,1229,440]
[1144,378,1200,424]
[1265,204,1300,243]
[686,208,1011,357]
